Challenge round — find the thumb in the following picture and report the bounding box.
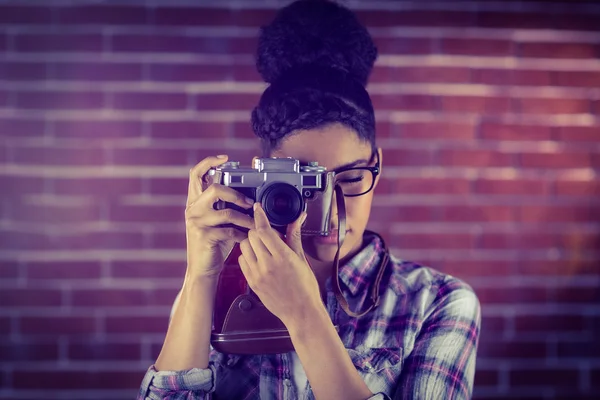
[286,211,307,256]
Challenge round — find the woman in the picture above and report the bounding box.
[137,0,480,399]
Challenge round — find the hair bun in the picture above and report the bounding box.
[255,0,378,87]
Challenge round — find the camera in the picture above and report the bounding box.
[208,157,335,235]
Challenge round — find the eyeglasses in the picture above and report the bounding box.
[334,150,380,197]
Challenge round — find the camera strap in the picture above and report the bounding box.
[329,184,389,318]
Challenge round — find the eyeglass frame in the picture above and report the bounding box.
[332,149,380,197]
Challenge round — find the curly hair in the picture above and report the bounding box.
[250,0,378,156]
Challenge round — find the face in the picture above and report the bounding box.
[269,123,383,265]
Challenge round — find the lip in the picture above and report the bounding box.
[314,229,350,245]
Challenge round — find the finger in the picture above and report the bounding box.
[186,155,229,208]
[239,238,258,267]
[248,228,272,264]
[253,203,285,254]
[191,208,255,231]
[286,211,307,257]
[200,184,255,212]
[238,254,255,286]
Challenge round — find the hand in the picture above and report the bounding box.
[238,203,324,328]
[185,155,255,279]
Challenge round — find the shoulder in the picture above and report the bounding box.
[383,253,480,320]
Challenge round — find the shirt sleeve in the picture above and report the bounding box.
[137,363,217,400]
[394,279,481,400]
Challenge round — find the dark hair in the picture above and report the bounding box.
[250,0,378,157]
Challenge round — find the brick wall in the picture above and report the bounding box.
[0,1,599,399]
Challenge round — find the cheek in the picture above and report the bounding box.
[345,194,374,231]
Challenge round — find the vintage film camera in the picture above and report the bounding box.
[206,157,339,354]
[207,157,336,237]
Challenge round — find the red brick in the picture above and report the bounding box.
[0,317,11,335]
[150,121,232,139]
[111,92,187,110]
[111,148,190,166]
[71,289,147,308]
[154,7,275,27]
[474,368,500,387]
[554,180,600,196]
[0,341,58,361]
[152,231,186,249]
[438,149,514,167]
[12,370,144,390]
[398,122,475,140]
[519,151,591,169]
[441,38,512,56]
[514,315,585,333]
[517,259,599,277]
[0,289,62,307]
[0,6,53,23]
[471,68,551,86]
[58,5,148,24]
[440,95,511,114]
[232,64,263,82]
[393,233,474,249]
[0,33,6,51]
[371,94,437,111]
[51,62,143,81]
[108,204,181,223]
[369,205,434,222]
[0,230,53,250]
[112,34,205,53]
[480,316,506,337]
[391,177,470,194]
[475,286,550,304]
[372,66,470,84]
[438,205,516,222]
[479,232,560,250]
[554,286,600,304]
[52,119,143,139]
[27,261,102,280]
[518,205,599,223]
[515,97,590,115]
[512,69,552,86]
[519,42,598,59]
[12,146,106,165]
[0,176,45,197]
[14,90,104,110]
[554,126,599,142]
[441,260,513,278]
[558,340,600,358]
[0,118,45,137]
[14,34,103,52]
[109,260,185,279]
[68,340,142,360]
[552,70,600,87]
[0,261,19,279]
[479,122,553,141]
[52,177,142,197]
[477,11,555,30]
[105,316,168,334]
[478,340,546,358]
[20,316,96,335]
[474,178,549,195]
[510,368,579,388]
[378,148,434,167]
[0,62,47,81]
[358,10,473,27]
[150,63,234,82]
[51,231,145,250]
[374,36,432,54]
[195,93,260,111]
[147,177,188,196]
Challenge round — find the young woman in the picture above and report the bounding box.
[137,1,480,399]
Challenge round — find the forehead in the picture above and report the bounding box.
[271,124,372,170]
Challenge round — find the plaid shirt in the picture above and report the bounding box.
[138,231,481,399]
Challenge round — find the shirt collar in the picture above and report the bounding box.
[332,230,386,296]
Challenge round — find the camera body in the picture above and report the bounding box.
[208,157,334,235]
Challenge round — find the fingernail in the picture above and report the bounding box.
[245,197,254,205]
[217,154,227,159]
[253,202,260,212]
[301,212,307,224]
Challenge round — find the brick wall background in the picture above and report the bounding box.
[0,0,599,399]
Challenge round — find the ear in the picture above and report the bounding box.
[372,147,383,190]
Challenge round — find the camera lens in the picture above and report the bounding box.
[260,183,303,226]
